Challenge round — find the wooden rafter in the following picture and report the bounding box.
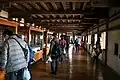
[12,3,25,11]
[30,18,98,21]
[52,14,56,18]
[29,2,41,10]
[82,2,87,11]
[37,14,44,18]
[45,15,49,18]
[61,2,67,10]
[32,14,37,18]
[39,22,94,26]
[51,2,58,10]
[20,3,32,10]
[5,0,90,3]
[39,2,49,11]
[72,2,76,10]
[10,10,95,16]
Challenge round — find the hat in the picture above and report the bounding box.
[2,29,13,36]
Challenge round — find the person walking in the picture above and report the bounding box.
[93,40,102,63]
[0,29,30,80]
[48,33,61,75]
[65,36,70,57]
[59,35,66,63]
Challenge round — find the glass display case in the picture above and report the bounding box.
[30,31,43,52]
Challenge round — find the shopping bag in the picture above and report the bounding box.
[91,49,97,58]
[23,68,31,80]
[46,56,52,63]
[63,48,66,55]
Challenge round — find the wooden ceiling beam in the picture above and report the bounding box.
[32,14,37,18]
[62,2,67,10]
[51,2,58,10]
[38,23,94,26]
[39,2,49,11]
[5,0,90,3]
[47,27,87,28]
[10,10,95,16]
[40,22,94,24]
[38,24,92,27]
[40,19,82,21]
[12,3,25,11]
[29,2,41,10]
[45,15,49,18]
[50,28,84,32]
[72,2,76,10]
[82,2,87,11]
[37,14,44,18]
[52,14,56,18]
[20,3,32,10]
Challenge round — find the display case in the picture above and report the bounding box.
[30,27,44,61]
[18,26,44,62]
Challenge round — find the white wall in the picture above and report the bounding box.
[107,30,120,75]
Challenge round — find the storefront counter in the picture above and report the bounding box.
[30,46,43,62]
[34,50,43,61]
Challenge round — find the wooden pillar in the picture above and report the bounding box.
[34,32,36,45]
[97,25,100,41]
[15,23,18,34]
[105,19,109,65]
[27,27,30,44]
[43,31,48,60]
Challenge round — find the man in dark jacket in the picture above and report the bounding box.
[48,33,61,75]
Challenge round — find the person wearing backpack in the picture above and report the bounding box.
[0,29,30,80]
[48,33,61,75]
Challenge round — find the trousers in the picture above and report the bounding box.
[5,68,24,80]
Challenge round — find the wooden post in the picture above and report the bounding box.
[43,31,48,61]
[105,19,109,65]
[15,23,18,34]
[27,27,30,44]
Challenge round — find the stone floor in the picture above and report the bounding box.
[31,46,120,80]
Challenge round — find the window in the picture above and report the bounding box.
[88,35,91,44]
[94,34,97,44]
[100,32,106,49]
[82,36,84,41]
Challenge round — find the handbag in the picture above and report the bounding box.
[63,48,66,55]
[23,68,31,80]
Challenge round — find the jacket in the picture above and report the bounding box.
[0,35,29,73]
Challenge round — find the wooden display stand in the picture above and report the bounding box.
[34,50,43,61]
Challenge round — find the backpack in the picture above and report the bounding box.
[28,46,34,62]
[75,39,79,45]
[51,40,61,58]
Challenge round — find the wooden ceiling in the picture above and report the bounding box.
[0,0,109,34]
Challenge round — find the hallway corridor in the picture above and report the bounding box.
[31,46,120,80]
